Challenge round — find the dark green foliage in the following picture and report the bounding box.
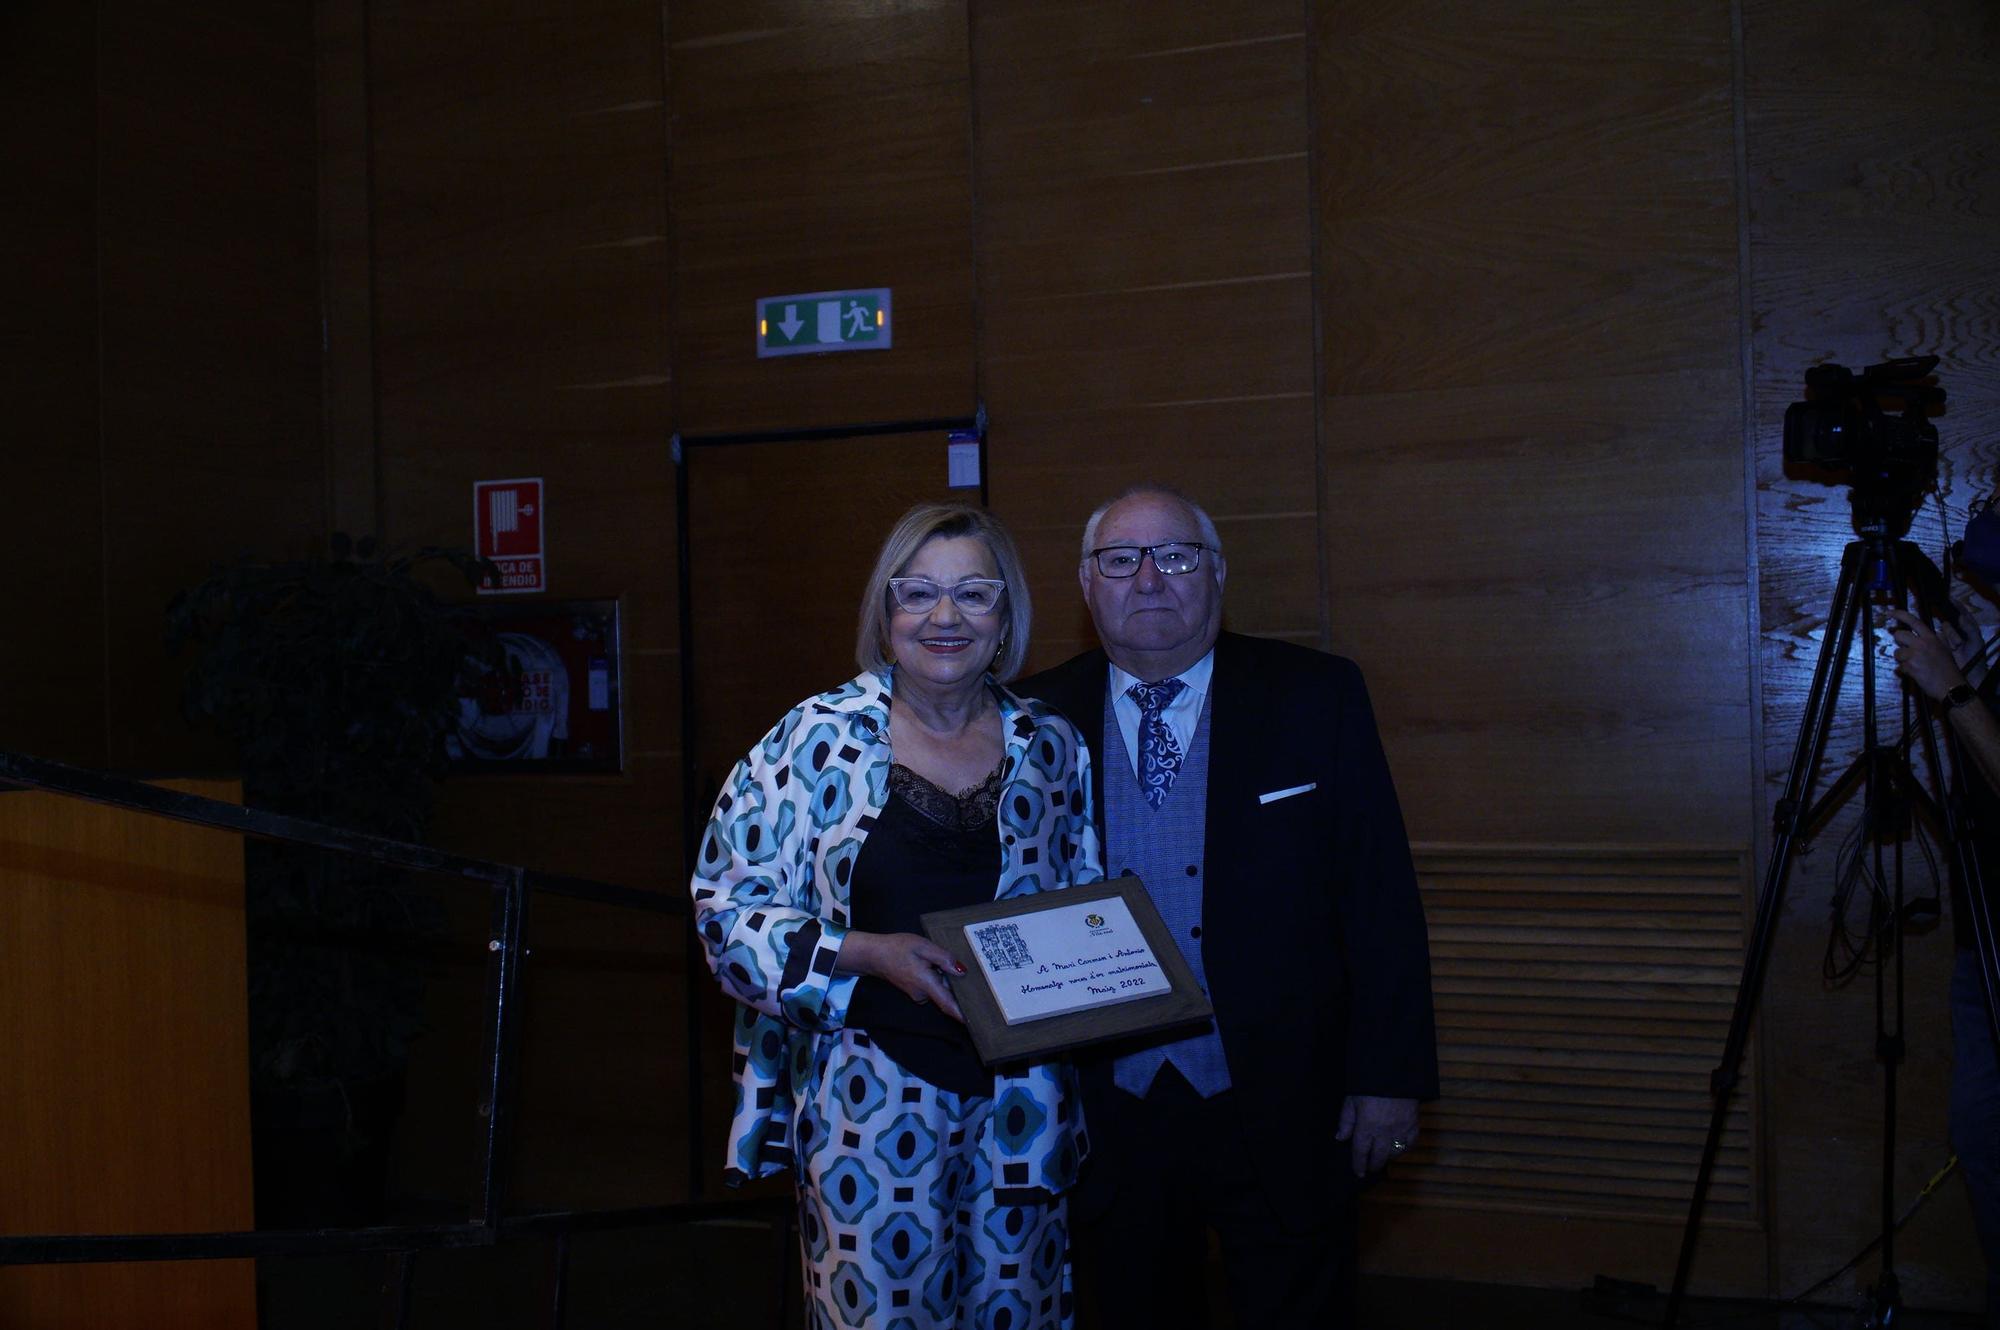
[167,536,495,1097]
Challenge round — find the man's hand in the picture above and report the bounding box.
[1335,1095,1419,1176]
[1883,604,2000,797]
[1882,607,1971,702]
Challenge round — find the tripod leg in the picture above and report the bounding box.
[1666,543,1867,1327]
[1928,701,2000,1052]
[1972,847,2000,1052]
[1863,613,1905,1323]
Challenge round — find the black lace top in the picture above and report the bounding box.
[845,761,1006,1097]
[887,760,1003,832]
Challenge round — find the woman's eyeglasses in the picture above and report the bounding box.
[888,578,1007,615]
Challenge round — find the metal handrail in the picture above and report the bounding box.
[0,1199,790,1266]
[0,750,684,917]
[0,746,774,1328]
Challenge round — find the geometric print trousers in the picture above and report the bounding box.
[794,1029,1072,1330]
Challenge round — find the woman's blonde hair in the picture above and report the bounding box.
[855,502,1032,681]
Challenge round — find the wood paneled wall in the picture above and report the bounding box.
[1385,845,1759,1289]
[13,0,1996,1310]
[2,0,324,772]
[97,3,326,772]
[0,780,255,1328]
[977,0,1322,666]
[1311,0,1763,1293]
[1316,0,1750,846]
[670,0,977,433]
[2,6,104,771]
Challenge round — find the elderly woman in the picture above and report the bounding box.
[691,502,1102,1330]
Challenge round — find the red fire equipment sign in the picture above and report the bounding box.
[475,477,546,594]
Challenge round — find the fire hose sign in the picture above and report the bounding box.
[475,477,545,594]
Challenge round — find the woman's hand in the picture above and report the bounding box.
[836,931,968,1022]
[1881,607,1969,702]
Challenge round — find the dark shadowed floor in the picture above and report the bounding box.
[254,1219,1988,1330]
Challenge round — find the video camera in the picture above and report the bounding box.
[1782,354,1945,503]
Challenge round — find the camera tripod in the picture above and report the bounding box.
[1665,498,1998,1328]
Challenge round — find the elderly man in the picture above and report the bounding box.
[1019,483,1439,1329]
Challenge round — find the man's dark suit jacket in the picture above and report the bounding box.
[1018,631,1440,1223]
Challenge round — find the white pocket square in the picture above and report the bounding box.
[1258,782,1316,805]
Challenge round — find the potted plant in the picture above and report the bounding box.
[167,533,494,1225]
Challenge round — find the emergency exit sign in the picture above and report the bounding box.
[758,287,892,358]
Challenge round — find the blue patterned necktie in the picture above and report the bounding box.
[1128,678,1188,810]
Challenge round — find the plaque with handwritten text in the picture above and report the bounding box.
[921,877,1213,1066]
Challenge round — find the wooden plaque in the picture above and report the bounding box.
[921,877,1213,1067]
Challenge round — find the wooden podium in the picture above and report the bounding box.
[0,779,256,1328]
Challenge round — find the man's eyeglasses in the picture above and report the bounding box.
[1087,542,1211,578]
[888,578,1007,615]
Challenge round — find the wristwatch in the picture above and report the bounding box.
[1942,682,1978,715]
